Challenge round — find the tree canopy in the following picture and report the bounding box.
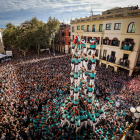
[2,17,60,55]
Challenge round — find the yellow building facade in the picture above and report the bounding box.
[70,7,140,76]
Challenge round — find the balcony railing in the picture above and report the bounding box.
[121,45,133,51]
[99,56,116,63]
[103,39,120,47]
[121,40,134,51]
[117,58,130,68]
[84,29,103,33]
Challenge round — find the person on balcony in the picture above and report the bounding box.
[107,54,109,61]
[129,40,135,51]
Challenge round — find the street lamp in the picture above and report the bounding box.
[51,32,55,57]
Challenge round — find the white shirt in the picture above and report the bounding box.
[115,101,120,107]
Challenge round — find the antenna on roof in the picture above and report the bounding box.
[90,5,93,16]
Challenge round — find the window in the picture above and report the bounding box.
[92,25,95,32]
[114,23,121,30]
[127,22,136,33]
[99,24,103,32]
[87,25,89,32]
[77,26,80,30]
[95,49,98,57]
[62,32,64,36]
[103,49,107,60]
[72,26,74,32]
[72,35,74,41]
[81,25,84,30]
[106,23,111,30]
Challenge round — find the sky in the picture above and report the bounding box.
[0,0,139,28]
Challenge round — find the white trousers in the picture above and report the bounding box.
[71,63,74,71]
[88,92,93,97]
[84,121,87,129]
[83,48,87,54]
[80,74,82,79]
[85,62,88,70]
[90,79,94,86]
[80,122,84,129]
[78,49,82,55]
[76,126,80,132]
[91,63,96,70]
[87,119,90,125]
[61,119,66,127]
[83,75,87,82]
[90,120,93,126]
[75,65,78,72]
[93,122,97,130]
[78,64,81,71]
[78,78,80,85]
[75,79,78,87]
[88,104,92,109]
[87,49,96,55]
[72,49,75,54]
[74,93,79,100]
[70,90,73,96]
[70,77,74,84]
[71,123,76,128]
[83,61,85,68]
[80,61,83,67]
[84,89,87,94]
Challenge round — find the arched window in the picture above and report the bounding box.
[112,37,119,47]
[127,22,136,33]
[103,37,110,45]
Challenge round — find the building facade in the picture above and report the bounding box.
[70,6,140,76]
[0,28,4,54]
[54,23,71,54]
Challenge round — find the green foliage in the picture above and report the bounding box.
[2,17,60,55]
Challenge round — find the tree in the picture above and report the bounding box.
[2,17,60,56]
[2,22,16,47]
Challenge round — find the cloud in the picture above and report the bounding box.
[0,0,140,28]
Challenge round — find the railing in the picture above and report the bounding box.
[103,39,120,47]
[61,42,65,45]
[99,56,116,63]
[117,58,130,68]
[121,45,133,51]
[135,62,140,67]
[84,29,103,33]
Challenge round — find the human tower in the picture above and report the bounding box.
[61,34,105,132]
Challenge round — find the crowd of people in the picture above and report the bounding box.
[0,50,140,140]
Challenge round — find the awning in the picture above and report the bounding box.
[0,53,7,59]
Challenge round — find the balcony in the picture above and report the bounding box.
[121,45,134,51]
[121,40,134,51]
[103,38,120,47]
[61,41,65,45]
[117,58,130,68]
[99,56,116,64]
[135,61,140,67]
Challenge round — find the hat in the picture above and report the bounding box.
[81,39,85,44]
[90,38,96,43]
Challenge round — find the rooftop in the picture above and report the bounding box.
[71,5,140,23]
